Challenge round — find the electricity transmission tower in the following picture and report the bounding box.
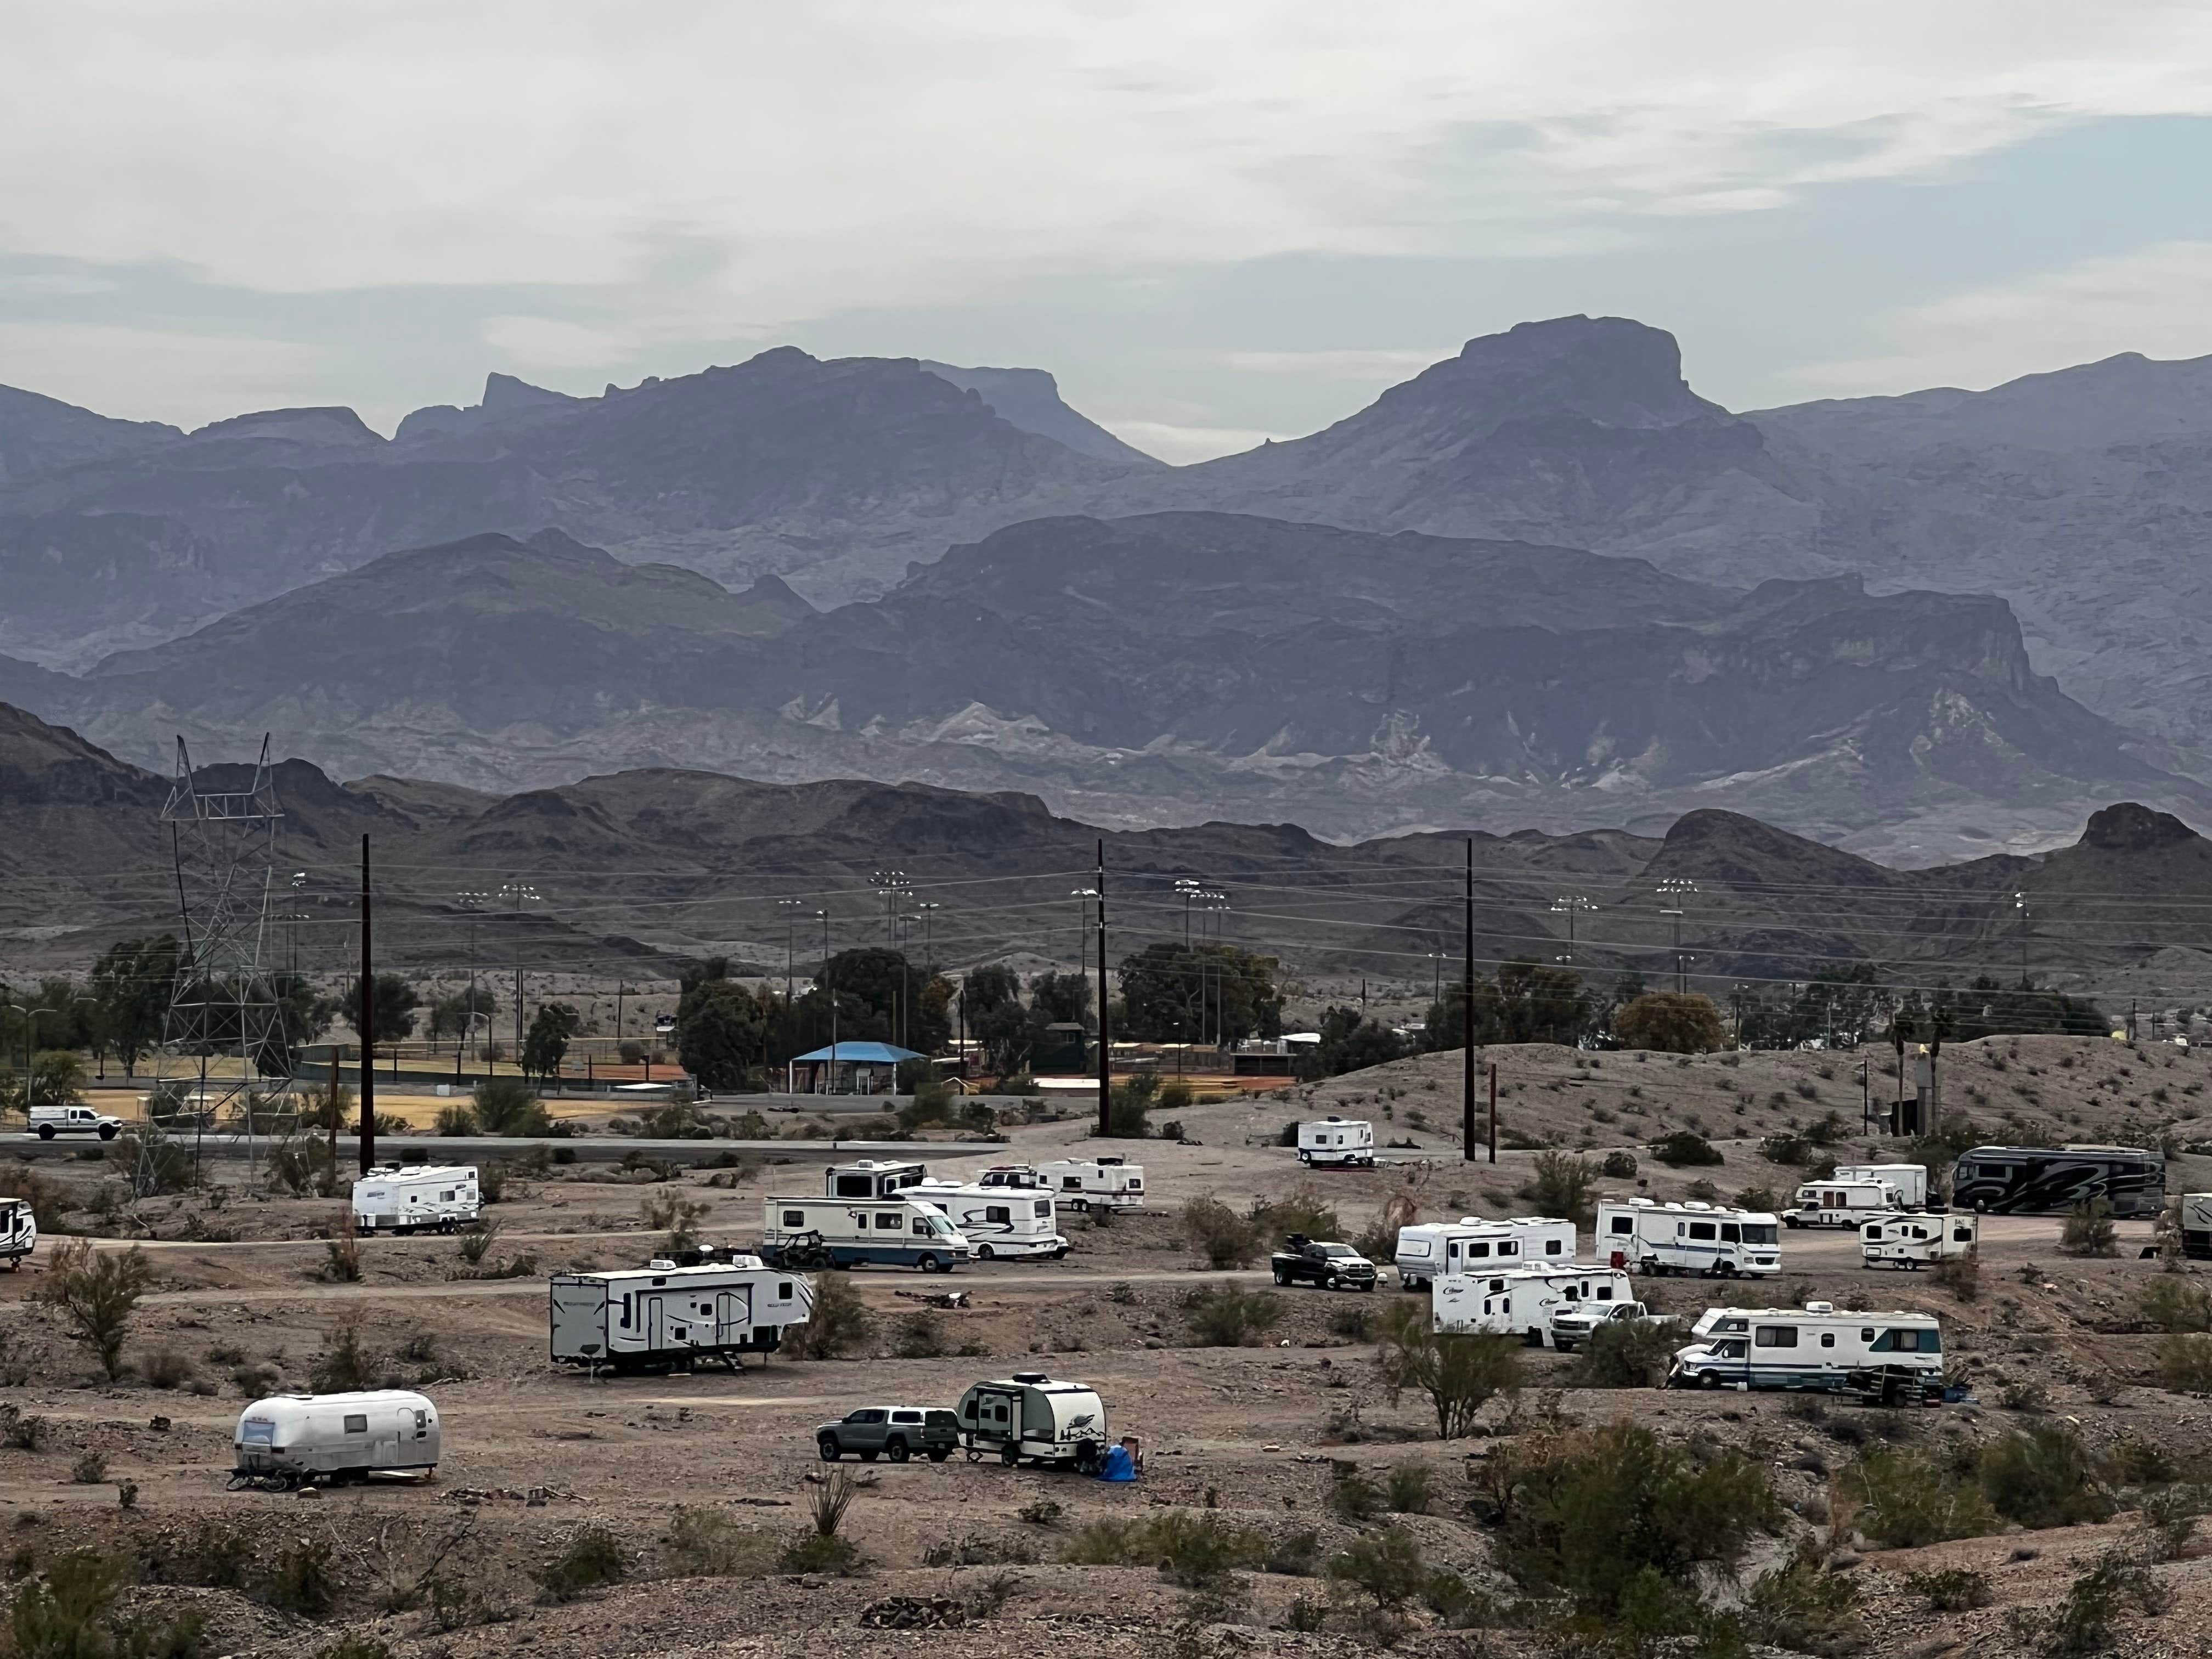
[148,736,290,1184]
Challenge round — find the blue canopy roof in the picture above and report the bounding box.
[791,1042,922,1064]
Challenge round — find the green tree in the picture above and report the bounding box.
[89,934,184,1076]
[1296,1005,1410,1081]
[37,1239,154,1381]
[473,1076,550,1136]
[1425,959,1595,1049]
[428,984,498,1039]
[678,980,766,1091]
[1116,941,1282,1044]
[343,973,421,1041]
[962,965,1034,1075]
[522,1003,582,1081]
[1613,991,1725,1054]
[1374,1303,1522,1438]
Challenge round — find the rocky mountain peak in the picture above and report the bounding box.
[2080,802,2202,851]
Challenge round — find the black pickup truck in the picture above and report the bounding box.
[1270,1234,1378,1291]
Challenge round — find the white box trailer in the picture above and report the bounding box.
[1860,1211,1978,1269]
[1667,1301,1943,1397]
[1785,1177,1908,1229]
[1433,1264,1633,1347]
[953,1371,1109,1471]
[1833,1163,1929,1207]
[906,1179,1070,1260]
[760,1194,972,1272]
[1036,1158,1146,1210]
[1297,1117,1374,1168]
[231,1390,440,1488]
[1596,1199,1781,1279]
[0,1198,35,1269]
[2182,1193,2212,1261]
[1393,1216,1577,1291]
[351,1164,481,1234]
[550,1257,813,1371]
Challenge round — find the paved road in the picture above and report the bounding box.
[7,1134,1013,1166]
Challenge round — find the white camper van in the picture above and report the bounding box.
[351,1164,481,1234]
[1393,1217,1577,1291]
[2182,1193,2212,1261]
[1667,1301,1943,1397]
[760,1194,972,1271]
[550,1257,813,1371]
[1786,1177,1908,1229]
[1860,1211,1978,1270]
[1433,1264,1633,1346]
[823,1159,928,1199]
[1833,1163,1929,1208]
[1596,1199,1782,1278]
[953,1372,1109,1471]
[0,1198,35,1269]
[905,1179,1070,1260]
[231,1390,439,1487]
[1297,1117,1375,1169]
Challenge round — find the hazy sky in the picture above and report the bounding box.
[7,3,2212,460]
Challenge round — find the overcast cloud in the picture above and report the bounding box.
[5,3,2212,456]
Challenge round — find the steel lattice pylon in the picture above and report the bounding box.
[149,736,291,1181]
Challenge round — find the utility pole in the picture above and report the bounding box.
[1462,838,1476,1161]
[1549,894,1593,966]
[1488,1061,1498,1164]
[457,890,486,1068]
[358,835,375,1176]
[1658,878,1696,995]
[778,898,804,1008]
[1096,839,1112,1138]
[2014,891,2030,988]
[819,909,835,1094]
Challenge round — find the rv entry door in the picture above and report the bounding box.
[715,1288,753,1346]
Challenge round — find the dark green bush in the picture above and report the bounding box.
[1649,1131,1723,1167]
[1904,1566,1992,1610]
[533,1525,624,1604]
[1570,1321,1678,1389]
[1842,1445,1998,1547]
[1982,1425,2115,1530]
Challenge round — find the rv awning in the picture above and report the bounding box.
[790,1042,922,1064]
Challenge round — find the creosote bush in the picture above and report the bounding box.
[781,1272,874,1360]
[1904,1566,1993,1611]
[1181,1283,1282,1347]
[1570,1321,1677,1389]
[533,1525,624,1604]
[1181,1197,1262,1269]
[1648,1130,1724,1167]
[35,1239,153,1381]
[1373,1302,1521,1439]
[2059,1198,2118,1258]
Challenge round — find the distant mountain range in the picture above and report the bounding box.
[8,316,2212,855]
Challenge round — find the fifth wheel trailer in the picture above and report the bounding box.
[1392,1216,1577,1291]
[0,1198,34,1269]
[1432,1265,1633,1346]
[550,1258,814,1372]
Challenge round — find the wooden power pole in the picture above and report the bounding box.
[358,835,375,1175]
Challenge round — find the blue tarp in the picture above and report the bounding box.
[790,1042,922,1065]
[1097,1444,1136,1482]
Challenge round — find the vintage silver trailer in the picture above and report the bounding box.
[232,1390,440,1487]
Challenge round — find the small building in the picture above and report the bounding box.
[1034,1022,1092,1076]
[787,1041,922,1096]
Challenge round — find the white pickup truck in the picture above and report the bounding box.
[27,1104,125,1141]
[1548,1298,1677,1352]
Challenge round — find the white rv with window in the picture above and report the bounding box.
[1596,1199,1781,1278]
[1667,1301,1943,1393]
[1860,1211,1977,1269]
[0,1198,35,1269]
[905,1179,1070,1260]
[760,1194,971,1271]
[953,1372,1109,1471]
[550,1257,812,1370]
[1832,1163,1929,1208]
[822,1159,928,1200]
[1297,1117,1375,1168]
[1432,1264,1633,1346]
[1035,1157,1146,1210]
[2182,1193,2212,1261]
[1785,1177,1908,1229]
[1393,1216,1577,1291]
[351,1164,481,1234]
[232,1390,439,1487]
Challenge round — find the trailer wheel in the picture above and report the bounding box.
[887,1439,910,1463]
[975,1244,996,1261]
[817,1437,840,1462]
[1000,1444,1019,1468]
[917,1253,943,1274]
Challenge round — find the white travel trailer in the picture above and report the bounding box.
[1785,1177,1909,1229]
[1035,1157,1147,1210]
[1393,1217,1578,1291]
[231,1390,440,1487]
[1596,1199,1782,1278]
[953,1371,1109,1470]
[1860,1211,1978,1270]
[905,1179,1070,1260]
[823,1159,928,1200]
[0,1197,35,1269]
[760,1194,972,1271]
[2182,1193,2212,1261]
[550,1257,814,1371]
[1833,1163,1929,1208]
[351,1164,481,1234]
[1667,1301,1944,1397]
[1297,1117,1375,1169]
[1433,1264,1633,1346]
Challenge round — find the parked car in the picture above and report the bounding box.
[27,1104,123,1142]
[815,1407,959,1463]
[1547,1297,1677,1352]
[1271,1234,1378,1291]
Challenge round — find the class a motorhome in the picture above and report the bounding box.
[1832,1163,1929,1208]
[2181,1193,2212,1261]
[1297,1116,1375,1169]
[232,1390,439,1487]
[759,1193,972,1271]
[1949,1144,2165,1217]
[905,1178,1070,1260]
[953,1372,1109,1471]
[1667,1301,1943,1395]
[0,1198,35,1269]
[1786,1177,1909,1229]
[1596,1199,1782,1278]
[1392,1216,1577,1291]
[351,1164,481,1234]
[1860,1211,1978,1269]
[550,1256,813,1370]
[822,1159,929,1200]
[1432,1264,1633,1346]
